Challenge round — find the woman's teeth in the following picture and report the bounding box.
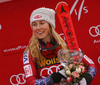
[38,31,43,34]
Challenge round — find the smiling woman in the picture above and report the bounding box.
[23,7,68,85]
[23,7,97,85]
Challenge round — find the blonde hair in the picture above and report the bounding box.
[25,25,68,62]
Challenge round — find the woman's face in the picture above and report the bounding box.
[32,20,51,43]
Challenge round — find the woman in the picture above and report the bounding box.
[23,7,97,85]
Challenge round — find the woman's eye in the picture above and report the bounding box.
[33,24,36,26]
[40,22,45,24]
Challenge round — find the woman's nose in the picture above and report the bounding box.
[36,24,41,29]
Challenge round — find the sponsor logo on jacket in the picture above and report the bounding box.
[37,56,60,69]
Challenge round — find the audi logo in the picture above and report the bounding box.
[59,33,66,40]
[98,56,100,64]
[89,25,100,37]
[0,24,1,30]
[10,73,26,85]
[40,65,62,78]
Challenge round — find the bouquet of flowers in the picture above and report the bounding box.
[58,49,87,85]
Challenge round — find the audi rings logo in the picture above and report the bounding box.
[40,65,62,78]
[59,33,66,40]
[89,25,100,37]
[10,73,26,85]
[98,56,100,64]
[0,24,1,30]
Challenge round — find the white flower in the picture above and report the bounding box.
[65,66,69,69]
[66,70,71,75]
[76,67,81,73]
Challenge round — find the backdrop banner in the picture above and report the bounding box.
[0,0,100,85]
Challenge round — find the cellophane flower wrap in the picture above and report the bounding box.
[57,49,87,85]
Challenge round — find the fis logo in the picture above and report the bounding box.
[70,0,88,21]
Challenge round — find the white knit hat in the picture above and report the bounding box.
[30,7,55,29]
